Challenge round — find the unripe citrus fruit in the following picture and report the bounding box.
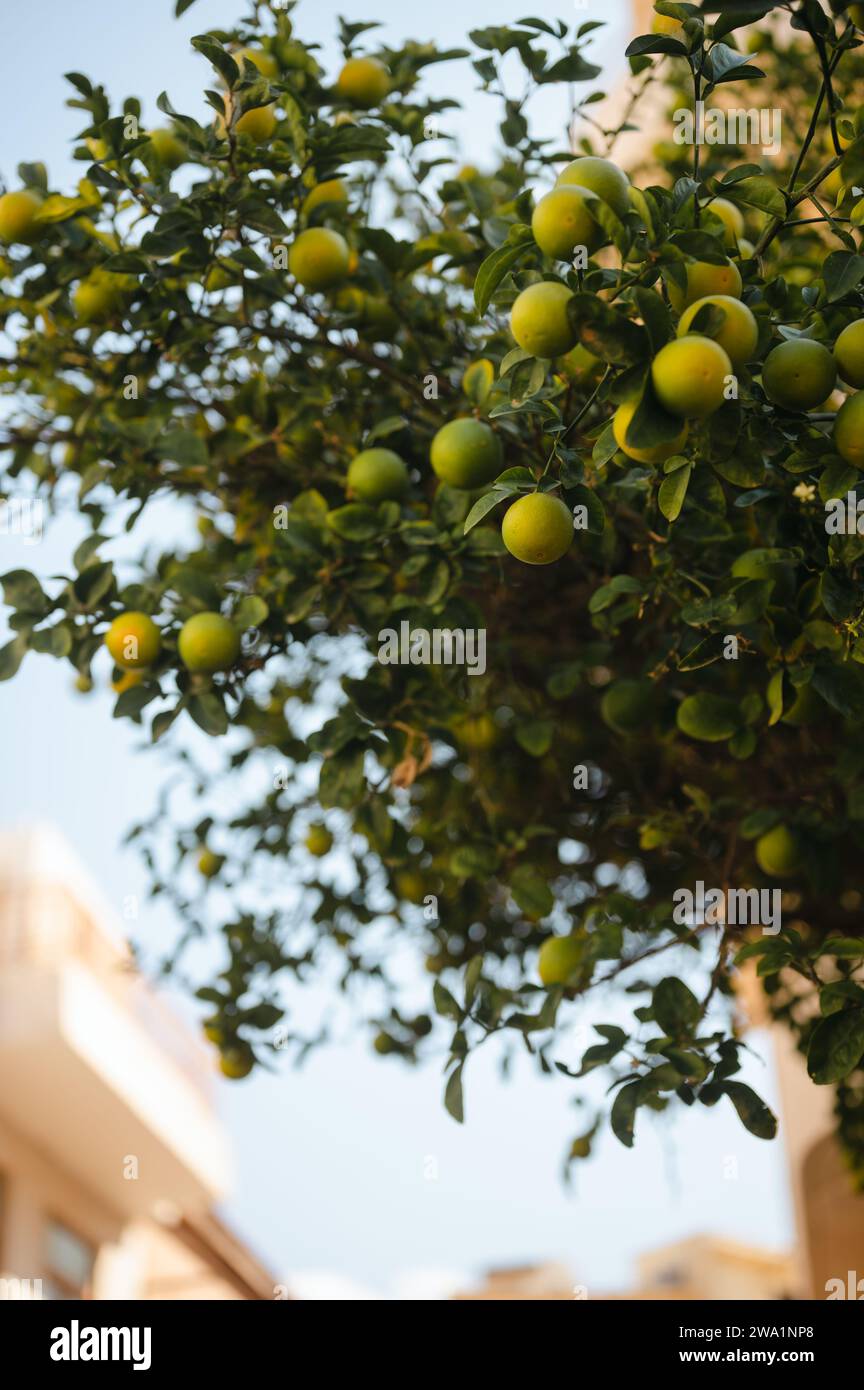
[198,848,224,878]
[834,391,864,468]
[336,56,389,108]
[0,189,42,244]
[178,612,240,672]
[303,178,348,216]
[668,257,742,311]
[737,237,756,259]
[373,1031,395,1055]
[236,104,277,141]
[73,270,130,323]
[677,293,758,370]
[538,935,582,986]
[288,227,350,291]
[305,823,333,857]
[238,46,279,78]
[834,319,864,387]
[430,418,502,488]
[456,164,480,181]
[600,678,655,734]
[556,155,630,218]
[532,185,602,259]
[395,870,426,903]
[347,447,408,501]
[75,673,93,694]
[147,128,185,169]
[651,336,732,418]
[219,1046,254,1080]
[851,3,864,28]
[112,669,146,695]
[755,824,802,878]
[613,398,688,464]
[762,339,836,411]
[708,196,744,246]
[462,358,495,401]
[558,343,603,384]
[502,492,574,565]
[105,612,161,670]
[652,12,686,38]
[453,712,499,750]
[510,281,577,358]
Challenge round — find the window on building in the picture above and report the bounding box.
[42,1219,95,1300]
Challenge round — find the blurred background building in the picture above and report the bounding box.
[0,828,275,1299]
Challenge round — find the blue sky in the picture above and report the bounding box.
[0,0,796,1298]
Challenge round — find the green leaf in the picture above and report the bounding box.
[652,977,701,1036]
[658,462,692,521]
[722,176,785,220]
[191,35,240,88]
[568,293,650,365]
[0,569,47,612]
[444,1062,465,1123]
[509,864,554,919]
[473,240,532,315]
[463,484,520,535]
[0,634,28,681]
[514,719,554,756]
[568,483,605,534]
[677,692,742,742]
[175,0,200,13]
[823,250,864,303]
[73,562,114,609]
[450,844,499,879]
[433,981,463,1021]
[325,505,381,542]
[807,1009,864,1085]
[610,1079,643,1148]
[155,429,209,470]
[722,1081,777,1140]
[188,692,229,737]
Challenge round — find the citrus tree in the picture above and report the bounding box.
[3,0,864,1175]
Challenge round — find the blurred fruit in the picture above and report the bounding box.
[178,612,240,672]
[236,104,277,141]
[600,678,655,734]
[677,293,758,369]
[834,391,864,467]
[336,56,389,108]
[532,185,602,259]
[510,281,577,358]
[430,418,502,488]
[502,492,574,564]
[558,343,603,384]
[834,319,864,387]
[73,270,131,323]
[452,712,499,750]
[755,824,802,877]
[556,155,630,218]
[74,674,93,694]
[198,848,224,878]
[762,339,836,411]
[462,358,495,401]
[147,127,185,169]
[347,447,409,501]
[538,935,582,986]
[105,612,161,669]
[0,190,42,244]
[219,1046,254,1079]
[305,823,333,856]
[651,336,732,417]
[111,669,146,695]
[613,398,688,463]
[303,178,348,216]
[288,227,350,290]
[238,46,279,78]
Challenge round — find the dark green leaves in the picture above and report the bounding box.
[722,1082,777,1140]
[677,692,741,741]
[807,1009,864,1085]
[568,293,649,365]
[473,234,532,314]
[191,35,240,89]
[652,977,702,1036]
[822,251,864,303]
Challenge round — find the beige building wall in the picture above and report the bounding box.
[0,827,276,1301]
